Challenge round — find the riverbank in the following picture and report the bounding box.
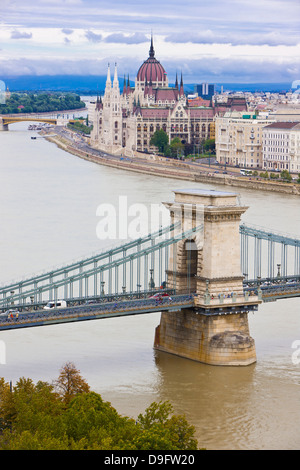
[43,130,300,196]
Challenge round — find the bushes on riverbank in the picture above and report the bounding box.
[0,92,86,114]
[0,362,199,450]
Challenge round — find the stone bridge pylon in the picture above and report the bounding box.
[154,189,261,366]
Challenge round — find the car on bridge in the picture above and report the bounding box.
[149,292,172,301]
[44,300,67,310]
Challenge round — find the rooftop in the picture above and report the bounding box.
[174,188,237,197]
[264,121,300,129]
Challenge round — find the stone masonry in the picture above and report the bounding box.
[154,189,260,366]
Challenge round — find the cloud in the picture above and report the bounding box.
[85,30,102,43]
[165,31,300,47]
[104,33,148,44]
[1,53,299,85]
[1,0,300,83]
[61,28,74,35]
[11,30,33,39]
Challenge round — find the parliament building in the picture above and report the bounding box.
[90,37,247,156]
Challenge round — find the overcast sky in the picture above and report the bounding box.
[0,0,299,83]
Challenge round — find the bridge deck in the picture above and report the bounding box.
[0,295,194,331]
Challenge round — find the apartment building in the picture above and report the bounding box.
[215,112,274,168]
[262,122,300,173]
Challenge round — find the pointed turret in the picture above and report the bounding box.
[96,95,103,110]
[148,77,153,97]
[123,75,127,95]
[179,72,184,97]
[106,63,111,90]
[149,33,155,58]
[127,75,131,94]
[144,78,148,97]
[113,62,119,89]
[175,73,178,90]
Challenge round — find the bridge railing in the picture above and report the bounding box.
[1,222,299,310]
[0,294,195,327]
[0,222,202,309]
[240,223,300,281]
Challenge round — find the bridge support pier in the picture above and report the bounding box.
[0,119,8,131]
[154,308,256,366]
[155,188,260,366]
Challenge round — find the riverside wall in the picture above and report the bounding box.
[44,132,300,197]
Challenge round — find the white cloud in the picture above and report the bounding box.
[85,30,102,43]
[11,30,33,40]
[0,0,299,83]
[104,33,148,45]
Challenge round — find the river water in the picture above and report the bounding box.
[0,122,299,450]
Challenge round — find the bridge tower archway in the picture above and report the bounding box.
[155,189,260,366]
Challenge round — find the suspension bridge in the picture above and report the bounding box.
[0,189,299,365]
[0,111,85,130]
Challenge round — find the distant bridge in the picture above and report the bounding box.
[0,110,85,130]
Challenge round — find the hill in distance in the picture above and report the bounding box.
[2,75,293,95]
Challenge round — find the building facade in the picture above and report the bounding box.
[262,122,300,173]
[90,38,246,156]
[215,112,274,168]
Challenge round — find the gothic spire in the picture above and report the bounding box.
[113,62,119,88]
[179,71,184,96]
[149,33,155,58]
[106,63,111,90]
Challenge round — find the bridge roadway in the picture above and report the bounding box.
[1,279,299,331]
[243,275,300,301]
[0,294,194,331]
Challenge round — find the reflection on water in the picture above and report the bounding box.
[0,123,299,449]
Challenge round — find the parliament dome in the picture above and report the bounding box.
[136,37,167,86]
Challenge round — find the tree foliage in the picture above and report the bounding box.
[0,364,200,450]
[0,92,85,114]
[169,137,184,158]
[150,129,169,153]
[53,362,90,404]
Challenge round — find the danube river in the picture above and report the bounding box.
[0,122,299,450]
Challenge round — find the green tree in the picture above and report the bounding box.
[280,169,292,182]
[133,401,198,450]
[202,138,215,153]
[150,129,169,154]
[0,365,200,450]
[169,137,184,158]
[0,92,85,115]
